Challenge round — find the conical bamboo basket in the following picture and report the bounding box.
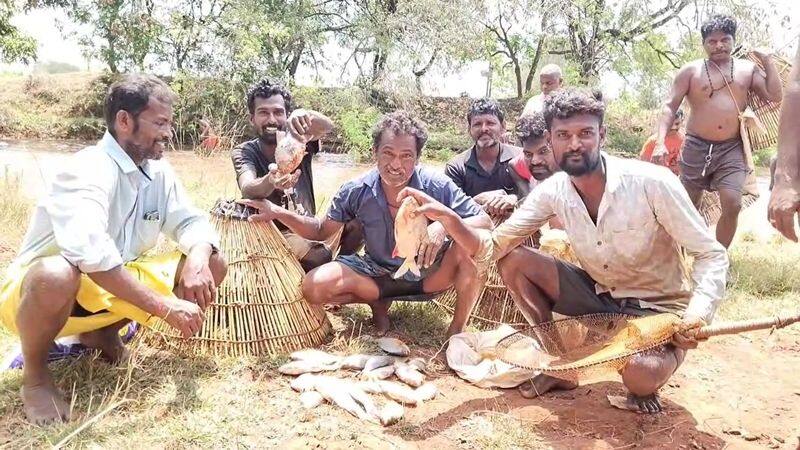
[142,200,332,357]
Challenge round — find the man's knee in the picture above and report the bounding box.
[300,246,332,272]
[497,247,526,279]
[622,349,678,396]
[209,252,228,286]
[20,257,81,310]
[301,268,332,304]
[718,189,743,215]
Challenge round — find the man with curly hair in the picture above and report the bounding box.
[231,78,362,271]
[655,14,782,248]
[508,111,560,197]
[400,88,728,413]
[445,98,523,219]
[242,111,492,336]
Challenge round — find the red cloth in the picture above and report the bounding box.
[510,153,532,181]
[640,132,684,176]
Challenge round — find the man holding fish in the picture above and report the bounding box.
[399,88,728,413]
[243,111,492,336]
[232,78,363,272]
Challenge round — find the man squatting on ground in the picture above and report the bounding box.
[232,79,363,272]
[243,111,492,336]
[398,88,728,413]
[0,75,228,424]
[654,14,782,248]
[445,99,523,220]
[768,39,800,241]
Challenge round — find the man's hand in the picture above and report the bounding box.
[161,296,205,338]
[651,142,668,165]
[288,109,314,140]
[175,247,217,311]
[768,181,800,241]
[397,187,457,223]
[418,221,446,269]
[483,193,516,218]
[671,316,706,350]
[238,198,279,223]
[751,48,774,65]
[267,163,300,191]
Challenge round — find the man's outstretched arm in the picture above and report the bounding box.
[768,39,800,240]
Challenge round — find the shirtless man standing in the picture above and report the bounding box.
[654,14,782,247]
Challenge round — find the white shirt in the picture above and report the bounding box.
[13,132,219,273]
[522,94,546,116]
[475,155,728,322]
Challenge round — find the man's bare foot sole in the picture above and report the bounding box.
[625,392,663,414]
[21,383,70,425]
[518,374,578,399]
[78,327,128,364]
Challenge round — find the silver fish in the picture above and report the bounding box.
[314,378,379,424]
[361,364,395,381]
[394,363,425,388]
[300,391,324,409]
[290,373,318,392]
[374,380,420,405]
[415,382,438,402]
[340,354,372,370]
[289,349,341,366]
[379,401,404,426]
[363,355,394,372]
[377,337,411,357]
[407,357,427,372]
[278,360,337,376]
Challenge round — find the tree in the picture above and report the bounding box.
[158,0,226,72]
[482,0,550,98]
[1,0,37,63]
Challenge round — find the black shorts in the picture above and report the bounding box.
[554,259,663,317]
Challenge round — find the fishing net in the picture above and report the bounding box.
[142,199,332,357]
[497,311,800,384]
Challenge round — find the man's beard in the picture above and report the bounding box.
[559,151,600,176]
[529,165,553,181]
[258,123,284,145]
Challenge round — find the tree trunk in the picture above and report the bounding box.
[524,37,547,94]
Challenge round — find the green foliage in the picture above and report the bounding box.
[0,0,37,64]
[753,146,777,168]
[604,92,652,156]
[339,106,380,163]
[33,60,82,74]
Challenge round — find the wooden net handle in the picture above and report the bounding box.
[695,312,800,339]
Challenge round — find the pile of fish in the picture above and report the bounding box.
[279,337,437,426]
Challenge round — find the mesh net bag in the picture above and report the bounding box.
[497,312,800,384]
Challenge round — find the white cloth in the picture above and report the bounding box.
[12,131,219,273]
[522,94,546,116]
[446,325,537,389]
[475,155,728,323]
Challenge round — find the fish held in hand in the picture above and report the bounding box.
[391,197,429,279]
[377,337,411,356]
[275,133,307,175]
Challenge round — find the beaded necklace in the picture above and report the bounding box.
[704,58,734,98]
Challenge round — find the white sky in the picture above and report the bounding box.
[4,2,800,99]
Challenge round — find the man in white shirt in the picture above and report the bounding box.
[397,88,728,413]
[0,74,227,424]
[521,64,564,116]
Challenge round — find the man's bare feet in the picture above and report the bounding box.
[21,381,70,425]
[518,374,578,399]
[79,326,129,364]
[370,301,391,336]
[625,392,663,413]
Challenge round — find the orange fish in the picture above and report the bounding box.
[391,197,429,279]
[275,133,307,175]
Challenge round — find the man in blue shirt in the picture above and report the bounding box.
[243,111,492,335]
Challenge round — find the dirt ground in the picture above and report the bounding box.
[0,142,799,449]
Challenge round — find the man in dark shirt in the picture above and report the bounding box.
[242,111,492,336]
[445,98,523,219]
[231,79,344,271]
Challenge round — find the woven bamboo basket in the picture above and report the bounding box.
[744,51,793,151]
[142,199,332,357]
[433,223,578,330]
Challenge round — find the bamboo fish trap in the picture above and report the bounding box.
[142,199,332,357]
[434,224,578,330]
[497,311,800,384]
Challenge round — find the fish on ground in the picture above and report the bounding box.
[394,362,425,387]
[290,349,342,366]
[279,359,338,376]
[377,337,411,357]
